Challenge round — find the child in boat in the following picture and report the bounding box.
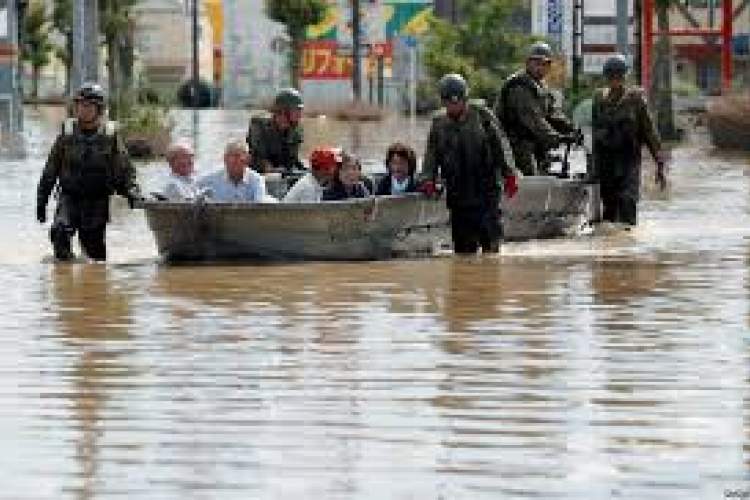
[322,152,371,200]
[375,142,418,196]
[283,147,339,203]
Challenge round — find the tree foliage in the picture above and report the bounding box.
[22,0,54,99]
[265,0,327,88]
[422,0,533,103]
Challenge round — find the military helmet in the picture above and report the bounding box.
[438,73,468,102]
[74,82,106,106]
[274,88,304,110]
[603,54,629,78]
[527,41,554,62]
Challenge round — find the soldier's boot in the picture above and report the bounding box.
[79,227,107,261]
[620,197,638,226]
[480,209,502,254]
[50,223,74,260]
[451,209,480,255]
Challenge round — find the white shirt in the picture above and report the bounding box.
[161,172,202,201]
[198,168,267,203]
[282,172,324,203]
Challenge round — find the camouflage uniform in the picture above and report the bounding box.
[592,85,661,225]
[36,119,140,260]
[422,102,516,254]
[246,112,304,174]
[494,71,576,175]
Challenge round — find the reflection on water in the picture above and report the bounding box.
[0,108,748,498]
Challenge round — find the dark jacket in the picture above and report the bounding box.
[421,102,515,210]
[37,120,139,205]
[322,181,371,201]
[375,176,417,196]
[494,71,576,175]
[246,113,303,174]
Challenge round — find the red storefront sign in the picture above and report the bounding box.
[302,41,393,80]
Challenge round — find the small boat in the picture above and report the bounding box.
[144,177,601,261]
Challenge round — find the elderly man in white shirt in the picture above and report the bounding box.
[283,147,339,203]
[198,140,270,202]
[161,140,202,201]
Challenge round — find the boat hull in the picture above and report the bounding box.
[144,178,600,261]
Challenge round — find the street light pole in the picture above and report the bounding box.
[352,0,362,102]
[192,0,200,108]
[71,0,99,94]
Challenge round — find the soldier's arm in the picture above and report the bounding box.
[37,136,64,207]
[419,120,440,182]
[507,85,562,149]
[248,120,271,172]
[590,91,602,181]
[635,89,662,161]
[112,134,141,198]
[547,92,577,134]
[479,107,517,178]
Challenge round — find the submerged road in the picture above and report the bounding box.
[0,106,748,499]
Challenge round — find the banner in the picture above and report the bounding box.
[302,41,393,80]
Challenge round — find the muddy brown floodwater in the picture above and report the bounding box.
[0,106,748,499]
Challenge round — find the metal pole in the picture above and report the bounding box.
[409,42,417,144]
[572,0,582,95]
[352,0,362,101]
[642,0,653,92]
[72,0,99,94]
[616,0,629,55]
[377,55,384,107]
[721,0,733,91]
[635,0,642,84]
[192,0,200,107]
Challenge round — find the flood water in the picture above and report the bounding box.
[1,106,749,499]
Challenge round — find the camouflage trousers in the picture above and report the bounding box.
[598,159,641,226]
[50,194,110,261]
[450,205,502,255]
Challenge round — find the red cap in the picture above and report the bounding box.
[310,147,340,174]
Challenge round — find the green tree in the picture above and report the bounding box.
[52,0,73,94]
[652,0,678,140]
[51,0,138,116]
[22,0,54,99]
[423,0,532,103]
[265,0,327,89]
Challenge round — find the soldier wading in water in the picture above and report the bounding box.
[495,42,581,176]
[36,83,143,261]
[420,73,519,255]
[592,54,667,225]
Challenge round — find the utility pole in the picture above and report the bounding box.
[572,0,583,95]
[192,0,200,107]
[616,0,629,55]
[351,0,362,101]
[71,0,99,94]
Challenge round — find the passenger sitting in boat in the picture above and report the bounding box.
[161,140,202,201]
[198,140,269,202]
[322,151,371,200]
[375,142,417,196]
[282,147,339,203]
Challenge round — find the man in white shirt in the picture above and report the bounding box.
[198,140,268,202]
[161,140,202,201]
[282,147,339,203]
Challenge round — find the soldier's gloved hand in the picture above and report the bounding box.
[36,203,46,224]
[417,180,438,198]
[126,192,145,209]
[655,161,667,192]
[573,128,585,147]
[503,175,519,199]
